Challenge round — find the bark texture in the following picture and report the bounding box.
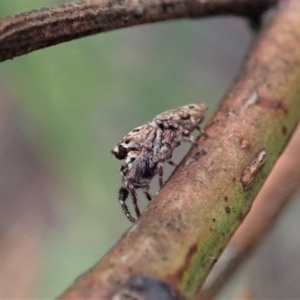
[0,0,277,62]
[199,124,300,299]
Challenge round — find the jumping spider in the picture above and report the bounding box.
[112,103,207,222]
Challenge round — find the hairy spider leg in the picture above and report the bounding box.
[186,134,198,146]
[196,125,209,138]
[158,163,164,189]
[144,191,152,201]
[167,160,177,166]
[179,126,199,148]
[118,187,136,222]
[128,182,141,219]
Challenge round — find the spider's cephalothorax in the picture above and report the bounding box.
[112,103,207,222]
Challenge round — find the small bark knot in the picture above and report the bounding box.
[241,149,267,190]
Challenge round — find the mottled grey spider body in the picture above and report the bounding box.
[112,103,206,222]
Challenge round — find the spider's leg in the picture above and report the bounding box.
[185,134,199,148]
[158,163,164,189]
[144,191,152,201]
[196,126,209,138]
[129,187,141,219]
[184,135,207,155]
[167,160,176,166]
[118,187,136,222]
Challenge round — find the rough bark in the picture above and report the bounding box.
[0,0,277,62]
[199,123,300,299]
[57,0,300,299]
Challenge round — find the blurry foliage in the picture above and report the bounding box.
[0,1,251,298]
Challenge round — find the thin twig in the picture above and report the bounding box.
[58,1,300,299]
[0,0,278,62]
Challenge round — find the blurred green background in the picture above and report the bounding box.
[1,1,300,299]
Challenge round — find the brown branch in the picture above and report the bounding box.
[199,123,300,299]
[58,1,300,299]
[0,0,277,63]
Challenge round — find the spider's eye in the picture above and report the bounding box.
[188,105,195,109]
[113,145,127,159]
[132,128,140,132]
[125,139,130,144]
